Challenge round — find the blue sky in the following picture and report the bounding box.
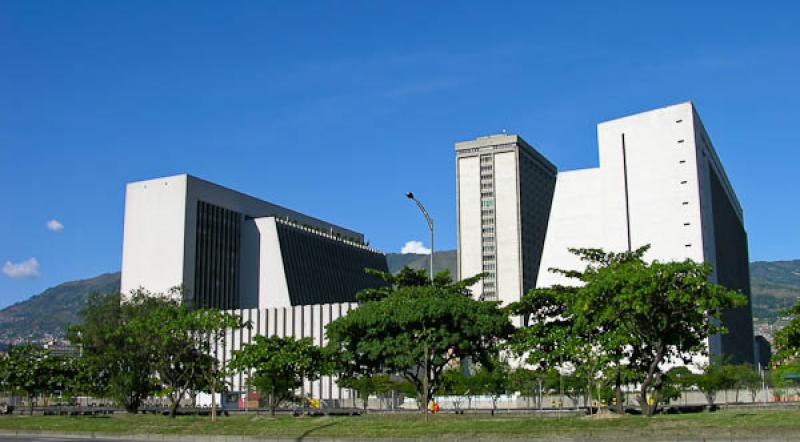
[1,1,798,308]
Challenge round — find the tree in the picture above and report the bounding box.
[337,374,397,411]
[69,290,171,412]
[735,364,762,402]
[356,267,479,302]
[188,308,246,421]
[771,362,800,401]
[730,364,761,403]
[509,368,552,409]
[620,261,743,415]
[660,366,693,407]
[580,258,745,416]
[773,300,800,366]
[326,271,513,419]
[439,367,472,412]
[510,247,746,417]
[229,335,327,416]
[0,345,50,414]
[468,359,511,415]
[146,302,246,419]
[510,247,649,415]
[692,361,737,409]
[508,284,610,414]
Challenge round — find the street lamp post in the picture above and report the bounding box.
[405,192,434,282]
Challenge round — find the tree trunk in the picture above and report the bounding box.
[614,368,625,414]
[28,395,33,415]
[210,378,217,422]
[169,396,180,418]
[640,344,666,417]
[124,397,139,414]
[270,386,276,416]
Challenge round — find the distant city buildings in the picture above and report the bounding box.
[456,102,755,364]
[120,174,388,310]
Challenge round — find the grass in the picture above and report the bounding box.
[0,409,799,440]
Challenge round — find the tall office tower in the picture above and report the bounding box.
[537,102,755,364]
[121,174,387,309]
[455,135,558,305]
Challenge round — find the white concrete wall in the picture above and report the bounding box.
[535,101,746,366]
[222,302,357,403]
[493,151,522,305]
[120,175,188,296]
[538,102,708,287]
[597,102,705,264]
[537,168,607,287]
[457,156,483,293]
[255,217,292,308]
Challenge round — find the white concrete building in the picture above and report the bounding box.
[121,174,387,309]
[456,102,755,364]
[455,135,557,306]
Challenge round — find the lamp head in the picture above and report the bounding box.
[405,192,415,199]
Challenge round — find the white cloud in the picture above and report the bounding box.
[3,258,40,278]
[46,219,64,232]
[401,240,431,255]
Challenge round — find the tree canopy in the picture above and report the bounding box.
[510,246,746,416]
[326,268,514,416]
[229,335,326,415]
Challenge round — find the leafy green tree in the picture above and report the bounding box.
[326,271,513,419]
[439,367,472,411]
[356,267,478,302]
[615,261,744,415]
[337,374,398,411]
[508,284,609,413]
[510,247,649,415]
[187,308,247,421]
[0,345,50,414]
[69,290,170,412]
[771,362,800,401]
[69,288,246,417]
[229,335,327,416]
[468,359,511,414]
[773,300,800,365]
[147,302,246,418]
[742,365,763,403]
[511,247,745,416]
[692,361,737,409]
[509,368,551,409]
[660,366,693,407]
[730,364,761,403]
[579,258,744,416]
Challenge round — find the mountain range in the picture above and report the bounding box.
[0,251,796,345]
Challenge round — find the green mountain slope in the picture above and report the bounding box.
[750,260,800,321]
[0,272,119,343]
[0,254,796,345]
[386,250,457,276]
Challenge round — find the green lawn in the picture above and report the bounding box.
[0,409,799,440]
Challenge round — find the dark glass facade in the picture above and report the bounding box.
[194,200,242,309]
[709,168,755,364]
[518,147,557,295]
[276,222,389,305]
